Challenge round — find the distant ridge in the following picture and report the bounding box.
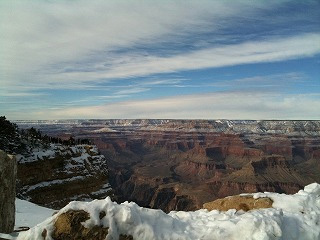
[15,119,320,136]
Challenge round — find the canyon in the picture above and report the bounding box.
[16,119,320,212]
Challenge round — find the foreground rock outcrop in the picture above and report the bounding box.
[52,210,132,240]
[16,183,320,240]
[52,210,109,240]
[203,195,273,211]
[0,150,16,233]
[17,144,112,209]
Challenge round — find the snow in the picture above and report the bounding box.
[90,183,113,197]
[19,175,87,196]
[16,183,320,240]
[16,144,101,164]
[15,199,55,229]
[92,127,116,133]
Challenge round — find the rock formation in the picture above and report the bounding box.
[0,150,16,233]
[203,195,273,211]
[51,210,132,240]
[16,144,112,209]
[52,210,108,240]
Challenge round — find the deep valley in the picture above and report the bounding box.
[16,119,320,212]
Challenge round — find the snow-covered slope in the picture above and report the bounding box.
[16,143,102,164]
[16,183,320,240]
[15,199,55,229]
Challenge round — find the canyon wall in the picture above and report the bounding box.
[16,144,112,209]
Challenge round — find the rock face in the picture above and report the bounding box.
[0,150,16,233]
[16,144,112,209]
[100,131,319,212]
[203,195,273,211]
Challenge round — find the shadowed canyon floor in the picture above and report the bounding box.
[16,119,320,212]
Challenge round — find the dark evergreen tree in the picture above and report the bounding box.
[0,116,94,153]
[0,116,24,153]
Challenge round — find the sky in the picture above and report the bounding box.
[0,0,319,120]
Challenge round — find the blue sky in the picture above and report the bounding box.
[1,0,319,120]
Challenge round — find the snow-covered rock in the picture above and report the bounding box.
[16,183,320,240]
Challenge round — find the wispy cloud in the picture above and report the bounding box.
[210,72,309,89]
[78,33,319,80]
[0,92,48,97]
[136,78,187,86]
[1,1,239,84]
[1,1,319,119]
[21,91,320,120]
[115,87,150,95]
[2,1,318,92]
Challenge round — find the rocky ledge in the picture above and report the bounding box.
[16,144,112,209]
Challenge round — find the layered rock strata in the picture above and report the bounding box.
[16,144,112,209]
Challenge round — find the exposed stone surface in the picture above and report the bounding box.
[203,195,273,211]
[0,150,16,233]
[16,144,112,209]
[52,210,133,240]
[102,132,317,212]
[52,210,108,240]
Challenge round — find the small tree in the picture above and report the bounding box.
[0,116,23,153]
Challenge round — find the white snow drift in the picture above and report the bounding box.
[15,199,55,229]
[16,183,320,240]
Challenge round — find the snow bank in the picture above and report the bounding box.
[16,183,320,240]
[15,199,55,229]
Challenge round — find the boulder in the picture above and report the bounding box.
[0,150,17,233]
[203,195,273,212]
[51,210,133,240]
